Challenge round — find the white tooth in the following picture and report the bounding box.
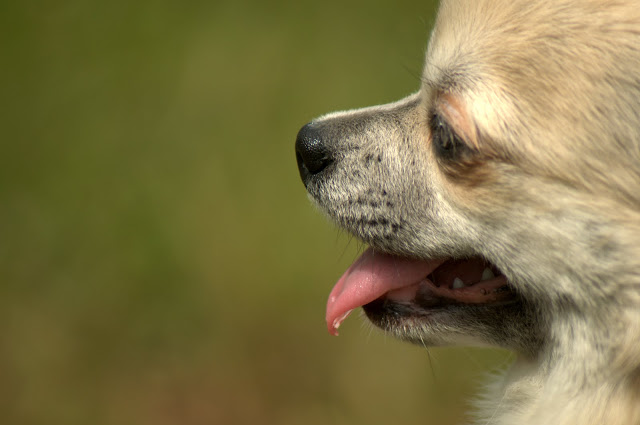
[452,278,465,289]
[481,268,495,281]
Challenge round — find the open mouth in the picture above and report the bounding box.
[326,248,515,335]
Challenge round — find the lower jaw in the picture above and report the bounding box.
[361,290,521,332]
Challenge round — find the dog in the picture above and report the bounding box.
[295,0,640,423]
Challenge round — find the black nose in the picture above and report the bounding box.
[295,122,333,185]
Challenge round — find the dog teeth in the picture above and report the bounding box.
[481,268,495,281]
[452,278,465,289]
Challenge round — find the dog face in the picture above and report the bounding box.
[296,0,640,380]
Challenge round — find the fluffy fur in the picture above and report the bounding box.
[296,0,640,423]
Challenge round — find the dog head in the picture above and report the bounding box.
[296,0,640,371]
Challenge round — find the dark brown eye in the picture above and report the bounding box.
[429,112,469,161]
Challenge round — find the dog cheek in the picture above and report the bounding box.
[437,160,524,218]
[438,156,496,188]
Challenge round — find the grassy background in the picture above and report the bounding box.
[0,0,512,424]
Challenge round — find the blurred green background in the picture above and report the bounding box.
[0,0,512,424]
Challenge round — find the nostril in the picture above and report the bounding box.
[295,123,333,181]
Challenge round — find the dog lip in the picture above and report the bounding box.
[386,274,512,304]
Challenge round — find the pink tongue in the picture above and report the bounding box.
[326,248,443,335]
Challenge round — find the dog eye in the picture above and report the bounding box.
[429,113,469,160]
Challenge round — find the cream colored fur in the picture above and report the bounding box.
[297,0,640,423]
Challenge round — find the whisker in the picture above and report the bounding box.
[418,333,438,384]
